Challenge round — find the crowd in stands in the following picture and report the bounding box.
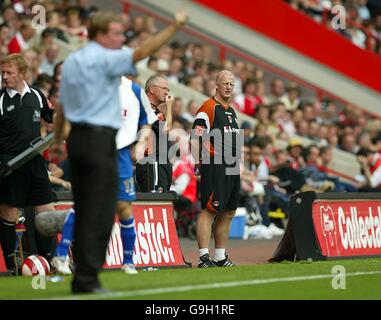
[284,0,381,54]
[1,0,381,240]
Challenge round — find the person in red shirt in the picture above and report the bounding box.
[357,148,381,191]
[233,78,263,117]
[7,18,34,54]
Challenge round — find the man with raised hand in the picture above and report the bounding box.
[58,9,188,293]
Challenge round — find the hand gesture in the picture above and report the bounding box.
[165,95,175,104]
[175,9,189,28]
[357,155,367,167]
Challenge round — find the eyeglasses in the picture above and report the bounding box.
[153,85,170,91]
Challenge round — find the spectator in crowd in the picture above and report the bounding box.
[255,104,270,127]
[125,15,145,43]
[0,5,18,35]
[327,131,339,148]
[167,57,184,84]
[13,0,33,16]
[57,9,188,294]
[171,96,183,119]
[356,148,381,191]
[7,18,35,54]
[35,28,54,52]
[170,132,198,238]
[64,7,87,40]
[296,119,310,137]
[231,60,244,95]
[21,48,43,84]
[241,121,254,144]
[239,144,269,238]
[46,10,69,43]
[254,123,270,140]
[320,145,334,168]
[265,78,285,105]
[0,22,11,48]
[302,144,357,192]
[286,0,381,56]
[204,77,216,97]
[291,108,303,125]
[271,149,306,194]
[39,43,60,76]
[287,137,306,170]
[185,74,204,92]
[33,73,54,98]
[280,82,302,112]
[307,120,321,142]
[247,141,287,235]
[300,102,315,122]
[357,130,375,151]
[156,57,170,76]
[340,132,359,154]
[233,78,263,117]
[76,0,93,20]
[317,123,329,146]
[182,99,199,123]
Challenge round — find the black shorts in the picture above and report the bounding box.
[200,163,240,213]
[136,162,172,193]
[0,154,55,207]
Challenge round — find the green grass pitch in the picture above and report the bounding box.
[0,259,380,300]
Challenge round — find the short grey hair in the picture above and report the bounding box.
[216,70,234,83]
[145,74,167,93]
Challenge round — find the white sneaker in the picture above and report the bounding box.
[51,256,72,275]
[247,224,273,240]
[121,263,138,275]
[268,223,285,236]
[243,225,251,240]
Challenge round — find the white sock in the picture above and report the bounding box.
[199,248,209,258]
[214,248,226,261]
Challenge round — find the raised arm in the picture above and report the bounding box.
[133,10,188,63]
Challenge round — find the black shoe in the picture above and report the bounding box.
[214,254,235,267]
[198,253,217,268]
[4,268,18,276]
[72,286,111,294]
[91,287,111,294]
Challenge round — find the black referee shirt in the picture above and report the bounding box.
[0,84,53,156]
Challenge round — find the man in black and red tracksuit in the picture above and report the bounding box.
[191,70,242,268]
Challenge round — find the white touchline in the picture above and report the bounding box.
[46,270,381,300]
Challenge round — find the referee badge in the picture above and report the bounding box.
[213,200,219,207]
[228,115,232,124]
[33,110,41,122]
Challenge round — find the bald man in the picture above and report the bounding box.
[190,70,241,268]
